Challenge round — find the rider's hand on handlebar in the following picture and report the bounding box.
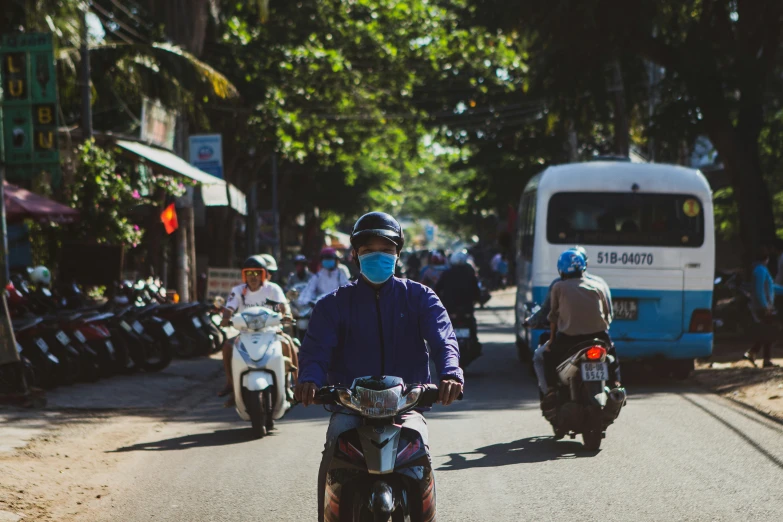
[295,382,318,406]
[438,379,463,406]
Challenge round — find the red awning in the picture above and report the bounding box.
[4,181,80,224]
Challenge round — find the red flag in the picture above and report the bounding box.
[160,203,178,234]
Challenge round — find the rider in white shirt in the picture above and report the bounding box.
[219,255,289,403]
[297,247,350,307]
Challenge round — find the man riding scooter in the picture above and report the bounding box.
[435,250,483,365]
[536,249,620,416]
[297,247,350,308]
[294,211,463,522]
[286,254,314,289]
[218,255,297,406]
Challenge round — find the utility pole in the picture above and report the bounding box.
[247,180,258,257]
[271,153,281,261]
[80,2,92,139]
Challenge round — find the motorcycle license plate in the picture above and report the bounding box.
[133,321,144,334]
[454,328,471,339]
[56,331,71,346]
[192,316,203,328]
[74,330,87,343]
[581,362,608,381]
[163,322,175,337]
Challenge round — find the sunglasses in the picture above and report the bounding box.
[243,270,264,278]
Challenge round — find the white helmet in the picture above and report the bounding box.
[450,250,469,266]
[30,266,52,286]
[259,254,278,272]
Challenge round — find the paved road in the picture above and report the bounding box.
[96,290,783,521]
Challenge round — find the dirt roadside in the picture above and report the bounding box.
[693,342,783,422]
[0,356,224,522]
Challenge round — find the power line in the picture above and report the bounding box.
[90,0,149,43]
[105,0,155,33]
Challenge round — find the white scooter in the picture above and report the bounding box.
[231,305,292,439]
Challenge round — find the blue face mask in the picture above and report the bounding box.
[359,252,397,285]
[321,259,336,270]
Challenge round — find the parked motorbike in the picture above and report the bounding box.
[13,317,61,389]
[545,339,626,450]
[712,271,753,334]
[314,376,459,522]
[230,305,293,439]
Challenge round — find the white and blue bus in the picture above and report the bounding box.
[515,161,715,376]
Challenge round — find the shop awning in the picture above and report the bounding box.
[4,181,80,224]
[115,140,246,215]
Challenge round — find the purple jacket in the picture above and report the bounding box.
[298,276,464,388]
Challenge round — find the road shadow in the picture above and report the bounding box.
[109,426,258,452]
[437,435,599,471]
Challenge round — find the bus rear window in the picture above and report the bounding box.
[546,192,705,247]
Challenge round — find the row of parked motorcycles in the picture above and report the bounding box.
[1,272,225,393]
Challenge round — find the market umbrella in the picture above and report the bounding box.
[3,181,79,224]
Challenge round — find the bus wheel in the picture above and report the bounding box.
[670,359,694,380]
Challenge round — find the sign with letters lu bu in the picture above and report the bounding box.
[0,33,61,186]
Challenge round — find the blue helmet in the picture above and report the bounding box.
[568,245,588,266]
[557,249,586,276]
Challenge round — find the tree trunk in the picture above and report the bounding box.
[704,118,774,268]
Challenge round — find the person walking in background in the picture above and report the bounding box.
[745,247,782,368]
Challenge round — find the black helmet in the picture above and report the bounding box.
[243,255,267,270]
[350,212,405,252]
[294,254,308,264]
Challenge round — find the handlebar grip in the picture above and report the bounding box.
[312,387,338,406]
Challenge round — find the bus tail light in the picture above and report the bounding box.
[689,309,713,333]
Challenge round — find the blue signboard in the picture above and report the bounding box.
[188,134,223,179]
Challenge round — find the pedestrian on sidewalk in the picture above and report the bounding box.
[745,246,782,368]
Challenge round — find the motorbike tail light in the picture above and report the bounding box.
[585,346,606,361]
[689,309,713,333]
[396,437,422,464]
[337,438,364,465]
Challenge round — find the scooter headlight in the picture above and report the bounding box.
[340,386,405,418]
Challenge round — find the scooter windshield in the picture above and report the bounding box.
[241,308,273,330]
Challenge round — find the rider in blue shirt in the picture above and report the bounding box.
[295,211,464,522]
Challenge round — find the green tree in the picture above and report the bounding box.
[465,0,783,259]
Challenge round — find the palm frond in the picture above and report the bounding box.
[57,41,240,101]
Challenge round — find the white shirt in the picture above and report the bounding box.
[225,282,287,314]
[297,268,350,306]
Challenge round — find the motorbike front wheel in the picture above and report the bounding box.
[247,389,268,439]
